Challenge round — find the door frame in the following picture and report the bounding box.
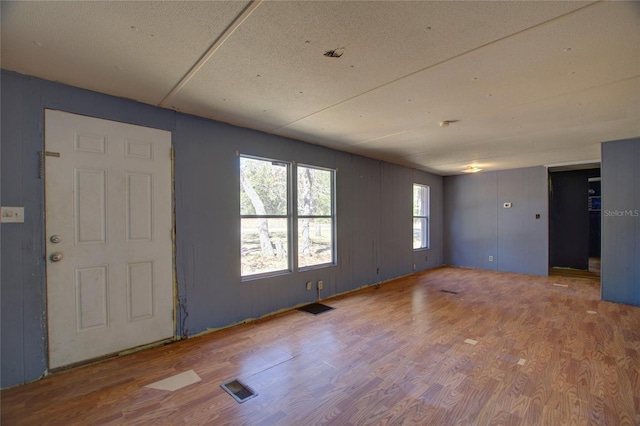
[547,163,602,278]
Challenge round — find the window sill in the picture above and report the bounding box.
[241,269,291,283]
[299,262,336,272]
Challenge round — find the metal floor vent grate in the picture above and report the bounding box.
[440,289,459,295]
[297,302,334,315]
[221,379,257,403]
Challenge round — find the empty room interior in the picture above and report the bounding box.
[1,1,639,424]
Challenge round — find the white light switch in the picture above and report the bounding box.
[0,207,25,223]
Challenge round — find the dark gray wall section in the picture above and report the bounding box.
[444,172,498,271]
[1,71,29,387]
[497,167,549,275]
[444,167,548,276]
[1,70,443,388]
[380,162,412,280]
[341,155,381,290]
[601,138,640,306]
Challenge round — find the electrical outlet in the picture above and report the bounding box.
[306,281,312,291]
[317,280,323,290]
[489,256,494,261]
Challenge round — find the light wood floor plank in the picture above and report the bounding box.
[2,266,639,425]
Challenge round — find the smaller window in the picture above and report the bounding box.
[413,184,430,250]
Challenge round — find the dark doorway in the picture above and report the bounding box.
[549,166,601,275]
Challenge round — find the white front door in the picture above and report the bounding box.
[45,110,174,369]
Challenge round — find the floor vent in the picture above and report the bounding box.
[440,289,459,295]
[221,379,257,403]
[297,302,334,315]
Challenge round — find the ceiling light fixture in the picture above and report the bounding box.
[463,166,482,173]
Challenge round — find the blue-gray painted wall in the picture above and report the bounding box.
[601,138,640,306]
[0,70,443,388]
[443,167,549,276]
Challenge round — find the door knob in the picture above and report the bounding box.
[50,252,63,262]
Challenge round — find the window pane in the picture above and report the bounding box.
[413,218,428,249]
[413,184,428,216]
[241,218,289,276]
[413,218,426,249]
[297,166,332,216]
[240,157,288,216]
[298,218,333,268]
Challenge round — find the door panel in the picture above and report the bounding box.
[45,110,174,369]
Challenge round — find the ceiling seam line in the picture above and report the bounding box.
[353,74,640,147]
[410,144,604,168]
[159,0,263,108]
[398,123,625,160]
[271,1,603,132]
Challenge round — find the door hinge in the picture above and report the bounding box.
[170,146,175,161]
[38,150,44,179]
[38,151,61,179]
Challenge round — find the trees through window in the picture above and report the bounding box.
[240,157,290,277]
[297,165,334,269]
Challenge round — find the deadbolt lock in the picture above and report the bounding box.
[50,235,62,244]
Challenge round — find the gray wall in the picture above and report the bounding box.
[0,70,443,388]
[601,138,640,306]
[443,167,548,276]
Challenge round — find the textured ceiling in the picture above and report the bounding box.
[2,0,638,175]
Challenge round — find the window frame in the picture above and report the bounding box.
[239,155,337,280]
[412,183,430,250]
[295,163,337,271]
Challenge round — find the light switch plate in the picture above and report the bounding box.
[0,207,25,223]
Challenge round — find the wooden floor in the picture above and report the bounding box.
[549,258,601,282]
[2,266,639,425]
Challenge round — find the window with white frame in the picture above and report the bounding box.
[240,156,290,277]
[297,165,335,269]
[413,183,430,250]
[240,156,336,278]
